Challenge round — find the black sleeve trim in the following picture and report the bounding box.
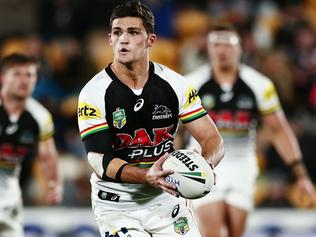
[83,131,117,181]
[83,130,114,155]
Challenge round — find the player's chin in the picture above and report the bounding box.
[15,91,31,99]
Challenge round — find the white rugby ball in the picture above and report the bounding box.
[162,149,214,199]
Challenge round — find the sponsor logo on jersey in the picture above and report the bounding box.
[134,98,144,112]
[236,95,254,109]
[126,140,173,160]
[114,126,174,159]
[78,102,101,120]
[0,143,28,164]
[113,107,126,129]
[184,86,199,109]
[5,124,18,135]
[171,204,180,218]
[209,110,251,132]
[152,104,172,120]
[19,130,35,144]
[97,190,120,202]
[170,150,198,171]
[263,83,277,101]
[174,217,190,235]
[201,94,215,109]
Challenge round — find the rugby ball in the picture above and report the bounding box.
[162,149,214,199]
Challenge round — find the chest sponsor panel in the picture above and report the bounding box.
[0,114,39,169]
[208,110,257,136]
[114,126,174,163]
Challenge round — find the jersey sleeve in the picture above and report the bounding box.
[26,98,54,141]
[39,113,54,140]
[77,84,109,140]
[179,82,208,124]
[257,80,282,115]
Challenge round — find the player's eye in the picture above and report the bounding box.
[129,30,139,35]
[112,30,122,36]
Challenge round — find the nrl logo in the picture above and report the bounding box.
[113,107,126,129]
[173,217,190,235]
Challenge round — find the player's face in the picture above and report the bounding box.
[109,17,156,64]
[207,31,241,70]
[1,64,37,99]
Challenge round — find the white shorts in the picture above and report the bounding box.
[92,195,202,237]
[0,195,24,237]
[192,157,258,212]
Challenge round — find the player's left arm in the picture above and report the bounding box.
[184,114,224,168]
[37,137,63,205]
[262,111,316,207]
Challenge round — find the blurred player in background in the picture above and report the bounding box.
[0,53,62,237]
[185,24,316,237]
[77,1,223,236]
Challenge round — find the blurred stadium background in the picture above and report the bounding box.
[1,0,316,236]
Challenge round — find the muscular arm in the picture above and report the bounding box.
[88,152,178,196]
[37,137,63,204]
[262,111,316,207]
[184,115,224,167]
[262,111,302,166]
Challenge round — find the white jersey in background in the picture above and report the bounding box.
[185,64,281,211]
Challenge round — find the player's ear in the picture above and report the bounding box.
[147,33,156,48]
[108,33,113,46]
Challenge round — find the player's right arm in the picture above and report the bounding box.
[77,82,177,196]
[87,151,177,196]
[184,114,224,168]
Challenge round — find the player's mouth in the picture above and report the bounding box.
[120,48,130,54]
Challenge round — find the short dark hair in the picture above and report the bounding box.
[110,0,155,33]
[209,23,238,34]
[0,53,39,73]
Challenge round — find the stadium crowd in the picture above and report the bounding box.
[0,0,316,208]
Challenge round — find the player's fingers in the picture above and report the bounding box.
[160,169,174,177]
[159,178,176,190]
[154,153,169,167]
[160,185,179,197]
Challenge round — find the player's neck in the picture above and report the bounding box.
[212,64,238,85]
[111,59,149,90]
[0,92,26,117]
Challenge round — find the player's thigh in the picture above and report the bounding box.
[94,215,150,237]
[147,198,202,237]
[0,203,24,237]
[226,175,256,212]
[226,204,248,237]
[195,201,226,237]
[151,214,201,237]
[92,204,150,237]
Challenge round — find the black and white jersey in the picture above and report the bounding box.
[78,62,207,208]
[185,64,281,165]
[0,97,54,198]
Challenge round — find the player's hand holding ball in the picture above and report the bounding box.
[145,153,179,197]
[162,149,215,199]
